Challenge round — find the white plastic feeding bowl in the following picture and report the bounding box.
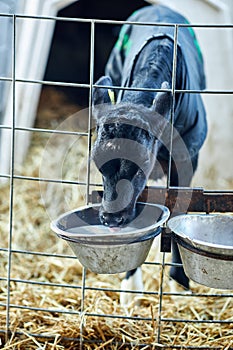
[168,214,233,289]
[51,203,170,274]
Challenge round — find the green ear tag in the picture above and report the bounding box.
[108,89,115,104]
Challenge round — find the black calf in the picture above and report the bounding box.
[92,4,207,291]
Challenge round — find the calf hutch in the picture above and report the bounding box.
[0,1,233,349]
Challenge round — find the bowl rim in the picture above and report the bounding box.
[50,202,170,244]
[56,227,162,246]
[168,213,233,252]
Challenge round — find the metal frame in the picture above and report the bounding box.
[0,10,233,349]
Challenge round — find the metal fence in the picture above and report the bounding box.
[0,10,233,349]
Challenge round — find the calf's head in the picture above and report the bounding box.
[92,76,171,228]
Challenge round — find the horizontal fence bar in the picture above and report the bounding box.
[0,329,227,350]
[0,172,103,187]
[1,75,233,94]
[1,301,232,324]
[0,275,232,298]
[0,125,89,136]
[1,11,233,28]
[0,247,75,259]
[0,174,87,186]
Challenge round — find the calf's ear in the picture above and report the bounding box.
[93,76,115,106]
[151,81,172,118]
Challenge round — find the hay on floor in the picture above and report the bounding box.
[0,87,232,349]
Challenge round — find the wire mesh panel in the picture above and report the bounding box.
[0,8,233,350]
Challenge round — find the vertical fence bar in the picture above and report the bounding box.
[79,266,87,350]
[85,19,95,205]
[5,13,16,342]
[79,19,96,348]
[157,252,166,344]
[160,23,179,342]
[167,24,179,188]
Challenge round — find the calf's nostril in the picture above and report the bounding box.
[100,212,108,224]
[116,216,124,225]
[102,213,107,220]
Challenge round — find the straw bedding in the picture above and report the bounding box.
[0,87,232,349]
